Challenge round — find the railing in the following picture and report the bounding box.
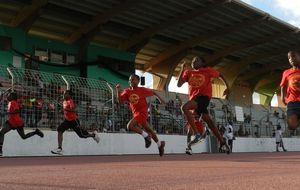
[0,66,186,134]
[0,66,289,137]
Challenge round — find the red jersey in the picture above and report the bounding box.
[7,100,24,128]
[182,67,219,100]
[119,87,154,122]
[280,68,300,103]
[63,99,78,121]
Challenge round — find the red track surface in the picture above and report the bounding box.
[1,152,300,190]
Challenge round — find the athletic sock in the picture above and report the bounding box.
[141,131,148,138]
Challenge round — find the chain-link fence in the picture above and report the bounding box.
[1,66,288,137]
[0,66,185,134]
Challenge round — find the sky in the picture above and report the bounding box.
[137,0,299,104]
[241,0,300,27]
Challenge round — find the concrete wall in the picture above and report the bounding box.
[2,131,299,157]
[2,130,208,157]
[232,137,291,152]
[228,83,253,106]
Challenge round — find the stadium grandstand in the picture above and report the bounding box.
[0,0,300,157]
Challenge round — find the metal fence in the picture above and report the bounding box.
[0,66,291,137]
[0,66,185,135]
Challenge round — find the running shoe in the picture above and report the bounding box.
[51,148,63,155]
[93,131,100,143]
[144,135,152,148]
[35,129,44,138]
[185,147,192,155]
[188,133,203,147]
[159,141,166,157]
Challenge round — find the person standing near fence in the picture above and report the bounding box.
[177,56,231,153]
[280,51,300,131]
[223,121,234,153]
[47,101,56,130]
[116,74,166,156]
[0,91,44,156]
[51,90,100,155]
[34,92,43,128]
[275,125,287,152]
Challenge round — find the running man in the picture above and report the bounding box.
[51,90,99,155]
[280,51,300,131]
[116,74,166,156]
[0,91,44,156]
[177,56,231,154]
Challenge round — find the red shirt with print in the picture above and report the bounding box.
[119,87,154,122]
[7,100,24,128]
[280,68,300,103]
[63,99,78,121]
[182,67,219,100]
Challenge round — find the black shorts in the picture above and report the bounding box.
[57,119,80,133]
[5,121,24,130]
[287,101,300,117]
[194,96,210,115]
[57,119,91,138]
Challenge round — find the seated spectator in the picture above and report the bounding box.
[105,117,112,132]
[175,95,182,118]
[238,125,245,136]
[153,104,161,132]
[244,114,251,123]
[165,100,174,114]
[245,130,249,136]
[273,110,279,118]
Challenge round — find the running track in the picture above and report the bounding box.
[1,152,300,190]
